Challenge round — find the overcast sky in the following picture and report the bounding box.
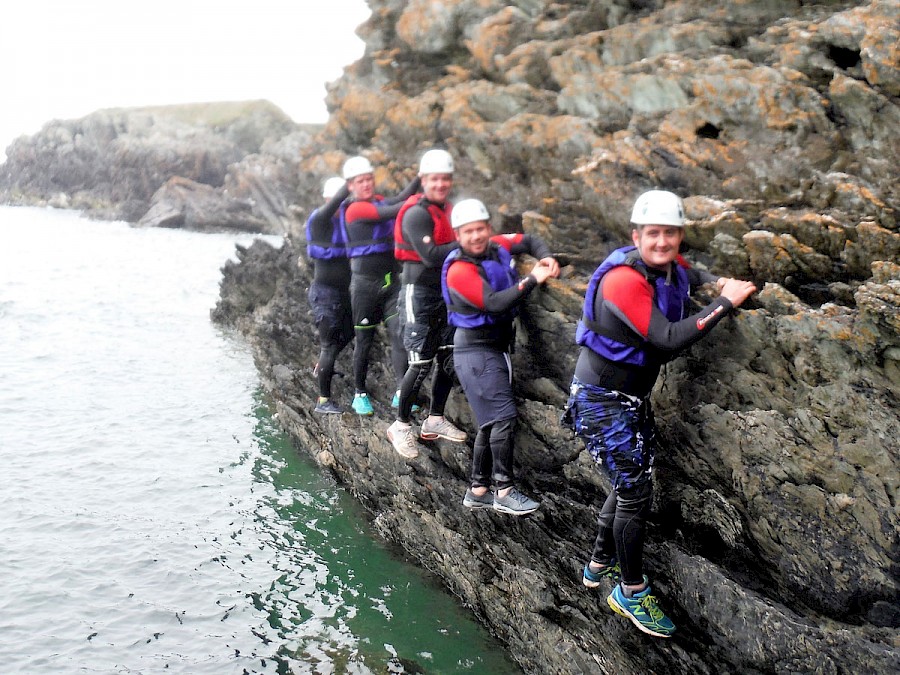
[0,0,370,157]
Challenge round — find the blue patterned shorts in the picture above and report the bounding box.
[562,377,656,491]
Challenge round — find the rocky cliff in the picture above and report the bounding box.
[213,1,899,673]
[5,1,898,673]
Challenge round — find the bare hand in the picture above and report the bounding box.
[530,262,554,284]
[537,257,560,278]
[719,278,757,308]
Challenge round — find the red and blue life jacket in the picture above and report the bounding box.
[441,243,518,329]
[575,246,690,366]
[342,196,395,258]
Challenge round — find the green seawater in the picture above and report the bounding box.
[245,395,523,674]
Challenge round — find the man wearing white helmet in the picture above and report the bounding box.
[340,155,420,416]
[305,175,353,414]
[441,198,559,515]
[387,148,465,458]
[562,189,756,638]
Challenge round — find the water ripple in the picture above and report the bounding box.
[0,207,520,675]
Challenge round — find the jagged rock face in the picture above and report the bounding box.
[213,237,898,674]
[321,0,897,302]
[215,1,898,673]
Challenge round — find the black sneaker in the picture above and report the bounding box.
[493,487,539,515]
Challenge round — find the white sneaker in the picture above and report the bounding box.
[420,416,467,442]
[387,420,419,459]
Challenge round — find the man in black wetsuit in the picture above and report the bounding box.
[562,189,756,638]
[304,176,353,414]
[387,148,466,459]
[341,155,420,416]
[442,198,559,515]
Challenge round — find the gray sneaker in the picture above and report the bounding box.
[462,487,493,509]
[314,398,342,414]
[420,416,466,442]
[493,487,540,515]
[387,420,419,459]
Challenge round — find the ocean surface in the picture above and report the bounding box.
[0,206,520,674]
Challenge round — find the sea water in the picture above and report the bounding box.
[0,206,520,674]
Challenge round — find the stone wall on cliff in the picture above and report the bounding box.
[211,1,898,673]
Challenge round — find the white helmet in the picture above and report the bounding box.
[451,198,490,229]
[322,176,345,199]
[419,149,454,175]
[630,190,685,227]
[342,156,374,180]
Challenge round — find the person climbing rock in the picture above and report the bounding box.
[562,189,756,638]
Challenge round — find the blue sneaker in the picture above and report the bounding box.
[391,390,420,413]
[607,580,675,638]
[582,559,621,587]
[351,392,374,416]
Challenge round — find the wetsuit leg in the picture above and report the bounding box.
[611,481,653,585]
[471,426,492,488]
[317,343,341,399]
[489,417,516,490]
[350,274,382,393]
[385,314,407,383]
[591,489,619,564]
[310,281,351,399]
[353,328,376,392]
[396,282,440,421]
[397,359,433,423]
[429,348,454,417]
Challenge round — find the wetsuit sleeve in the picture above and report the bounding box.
[382,176,422,205]
[446,260,537,314]
[402,204,459,267]
[491,233,552,260]
[344,199,404,225]
[306,185,350,249]
[600,266,734,353]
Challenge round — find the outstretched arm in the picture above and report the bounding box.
[445,261,540,314]
[601,266,753,354]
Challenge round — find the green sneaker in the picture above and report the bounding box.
[351,392,374,416]
[583,559,621,587]
[607,580,675,638]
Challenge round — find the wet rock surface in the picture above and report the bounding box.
[211,234,898,674]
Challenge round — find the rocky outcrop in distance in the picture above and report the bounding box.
[5,0,898,673]
[0,100,313,232]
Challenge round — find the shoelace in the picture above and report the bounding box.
[396,427,416,448]
[510,490,529,505]
[640,594,665,621]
